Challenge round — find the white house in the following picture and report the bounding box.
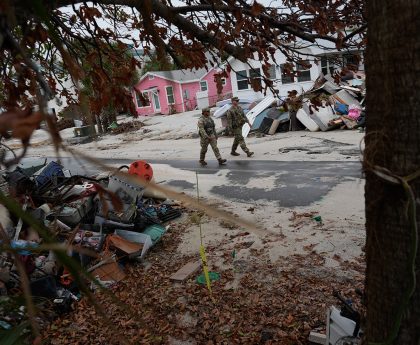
[228,42,364,100]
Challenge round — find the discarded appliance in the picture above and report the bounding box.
[296,109,319,132]
[302,101,336,131]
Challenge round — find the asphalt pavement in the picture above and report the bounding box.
[20,157,363,207]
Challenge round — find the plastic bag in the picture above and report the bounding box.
[348,104,362,120]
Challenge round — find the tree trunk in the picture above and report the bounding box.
[365,1,420,343]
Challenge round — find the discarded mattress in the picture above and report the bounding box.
[214,101,254,119]
[296,109,319,132]
[213,103,231,118]
[242,95,276,137]
[216,98,253,108]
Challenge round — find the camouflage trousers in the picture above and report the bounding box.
[200,136,221,160]
[231,128,250,153]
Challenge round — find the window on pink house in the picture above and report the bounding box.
[135,91,150,107]
[200,81,208,91]
[166,86,175,104]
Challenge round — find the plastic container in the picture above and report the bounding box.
[56,197,93,226]
[108,174,145,206]
[114,229,152,259]
[142,224,167,244]
[196,271,220,285]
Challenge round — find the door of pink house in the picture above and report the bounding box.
[151,90,161,112]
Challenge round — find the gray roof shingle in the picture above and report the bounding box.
[151,68,208,82]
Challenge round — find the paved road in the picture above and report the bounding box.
[21,157,363,207]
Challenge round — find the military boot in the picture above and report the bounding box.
[199,152,207,166]
[218,158,227,165]
[246,151,254,157]
[231,151,240,156]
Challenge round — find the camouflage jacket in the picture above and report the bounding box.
[226,105,248,130]
[198,115,217,138]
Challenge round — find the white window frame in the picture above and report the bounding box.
[166,86,175,105]
[236,70,249,90]
[200,80,208,91]
[183,89,190,99]
[280,63,295,84]
[135,91,150,108]
[343,53,359,68]
[297,60,311,82]
[249,67,262,91]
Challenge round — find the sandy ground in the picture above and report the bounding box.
[7,111,366,273]
[8,109,365,162]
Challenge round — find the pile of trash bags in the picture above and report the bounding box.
[0,159,182,326]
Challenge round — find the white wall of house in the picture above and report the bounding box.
[229,45,363,100]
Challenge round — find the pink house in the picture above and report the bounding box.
[132,67,232,116]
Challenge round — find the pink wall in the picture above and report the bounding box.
[202,69,233,106]
[181,82,201,111]
[133,75,183,115]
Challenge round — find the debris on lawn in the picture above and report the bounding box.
[0,158,183,329]
[109,120,145,135]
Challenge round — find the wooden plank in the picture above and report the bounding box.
[108,234,143,255]
[92,261,126,283]
[170,260,201,282]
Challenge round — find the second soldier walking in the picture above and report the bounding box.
[226,97,254,157]
[197,108,227,166]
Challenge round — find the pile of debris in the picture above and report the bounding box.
[295,71,366,132]
[0,159,182,329]
[212,71,366,137]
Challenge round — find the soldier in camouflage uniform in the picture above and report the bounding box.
[226,97,254,157]
[197,108,227,166]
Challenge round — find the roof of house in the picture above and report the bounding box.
[150,68,209,83]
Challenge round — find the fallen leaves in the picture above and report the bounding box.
[41,219,365,345]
